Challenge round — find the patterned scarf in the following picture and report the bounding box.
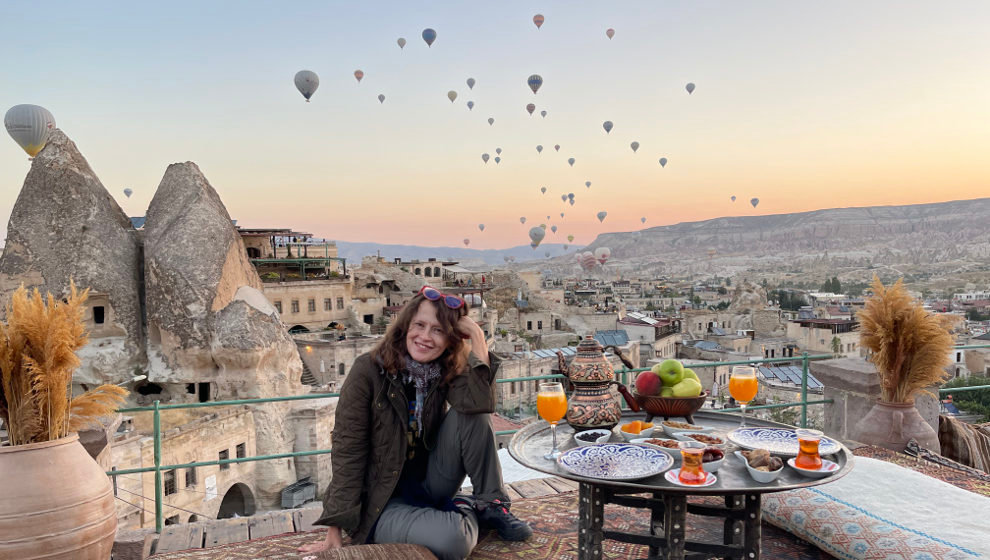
[403,356,442,436]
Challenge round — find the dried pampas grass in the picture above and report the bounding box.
[0,281,128,446]
[858,277,954,403]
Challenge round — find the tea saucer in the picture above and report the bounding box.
[664,468,717,487]
[786,458,839,479]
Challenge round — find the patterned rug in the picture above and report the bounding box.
[150,446,990,559]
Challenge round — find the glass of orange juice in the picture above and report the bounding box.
[537,382,567,460]
[795,429,824,470]
[729,366,758,428]
[677,441,708,485]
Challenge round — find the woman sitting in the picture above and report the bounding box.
[299,286,532,559]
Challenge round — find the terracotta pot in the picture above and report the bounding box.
[0,434,117,559]
[852,400,939,453]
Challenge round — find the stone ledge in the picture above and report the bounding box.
[811,357,881,395]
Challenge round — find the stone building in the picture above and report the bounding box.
[786,318,862,356]
[263,279,353,332]
[292,332,381,389]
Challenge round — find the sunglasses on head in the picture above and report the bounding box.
[419,286,465,310]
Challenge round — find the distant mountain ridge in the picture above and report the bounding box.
[332,241,573,267]
[585,197,990,264]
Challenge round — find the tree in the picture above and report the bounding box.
[830,336,842,356]
[725,277,732,287]
[831,276,842,294]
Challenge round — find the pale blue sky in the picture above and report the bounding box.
[2,1,989,248]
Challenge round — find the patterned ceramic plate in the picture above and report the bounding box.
[727,428,841,457]
[664,468,718,487]
[557,443,673,481]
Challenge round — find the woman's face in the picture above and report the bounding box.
[405,301,450,363]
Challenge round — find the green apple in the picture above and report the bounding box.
[660,387,675,398]
[657,359,684,387]
[671,377,703,398]
[682,368,699,382]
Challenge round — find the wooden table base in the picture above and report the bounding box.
[578,482,763,560]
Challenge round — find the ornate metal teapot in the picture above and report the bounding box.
[556,335,639,431]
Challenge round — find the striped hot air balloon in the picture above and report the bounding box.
[4,104,56,157]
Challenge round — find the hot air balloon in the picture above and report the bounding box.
[529,226,546,246]
[520,217,527,224]
[467,101,474,110]
[641,217,646,224]
[540,223,547,230]
[496,148,502,155]
[354,70,364,83]
[526,103,536,115]
[560,212,565,218]
[551,225,558,233]
[545,251,551,258]
[494,156,501,164]
[546,215,551,220]
[503,256,510,263]
[463,238,470,247]
[536,145,543,153]
[541,110,547,118]
[597,211,607,223]
[568,193,575,200]
[554,144,560,151]
[482,153,490,163]
[541,186,547,194]
[563,244,569,250]
[533,14,544,28]
[569,199,575,206]
[378,94,385,103]
[123,188,133,198]
[467,77,476,89]
[561,194,567,202]
[630,141,639,153]
[422,28,437,47]
[567,157,575,167]
[731,196,737,202]
[567,235,575,242]
[603,121,613,133]
[397,37,407,49]
[686,82,696,94]
[581,252,597,270]
[527,74,543,94]
[293,70,319,102]
[478,224,485,231]
[750,198,759,208]
[488,117,495,126]
[5,105,56,157]
[659,157,668,167]
[585,181,591,188]
[606,28,615,39]
[595,247,611,265]
[447,90,457,102]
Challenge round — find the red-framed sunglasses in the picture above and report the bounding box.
[419,286,465,310]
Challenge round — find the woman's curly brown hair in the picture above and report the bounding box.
[371,293,468,384]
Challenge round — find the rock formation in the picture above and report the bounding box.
[0,129,144,385]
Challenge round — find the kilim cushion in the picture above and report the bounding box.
[762,457,990,559]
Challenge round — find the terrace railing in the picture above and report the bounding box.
[110,345,990,532]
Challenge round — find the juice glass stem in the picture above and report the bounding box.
[545,422,560,460]
[740,403,748,428]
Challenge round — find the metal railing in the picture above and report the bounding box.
[109,352,835,531]
[939,343,990,394]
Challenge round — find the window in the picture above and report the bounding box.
[434,267,440,277]
[185,467,197,488]
[338,363,345,377]
[510,383,516,394]
[291,300,300,313]
[337,297,344,309]
[415,268,422,275]
[274,301,282,313]
[956,352,962,363]
[93,306,105,324]
[219,449,230,471]
[308,299,316,312]
[324,298,332,311]
[236,443,246,459]
[537,320,543,330]
[165,515,180,526]
[164,470,177,496]
[527,321,533,330]
[424,267,432,277]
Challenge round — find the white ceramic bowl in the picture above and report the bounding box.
[618,423,656,441]
[735,451,784,483]
[573,429,612,447]
[673,432,727,450]
[631,437,683,464]
[702,450,725,473]
[661,421,715,438]
[787,457,840,479]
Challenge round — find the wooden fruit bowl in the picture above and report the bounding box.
[633,390,709,424]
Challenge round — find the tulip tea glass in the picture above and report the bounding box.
[729,366,758,427]
[537,382,567,460]
[795,428,824,470]
[677,441,708,485]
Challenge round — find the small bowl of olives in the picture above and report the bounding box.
[574,428,611,447]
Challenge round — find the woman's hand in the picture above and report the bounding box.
[457,315,489,366]
[297,526,342,554]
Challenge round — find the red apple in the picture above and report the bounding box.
[635,370,662,396]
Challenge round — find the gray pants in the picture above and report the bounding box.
[372,409,508,560]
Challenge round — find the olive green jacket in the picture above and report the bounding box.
[313,350,501,543]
